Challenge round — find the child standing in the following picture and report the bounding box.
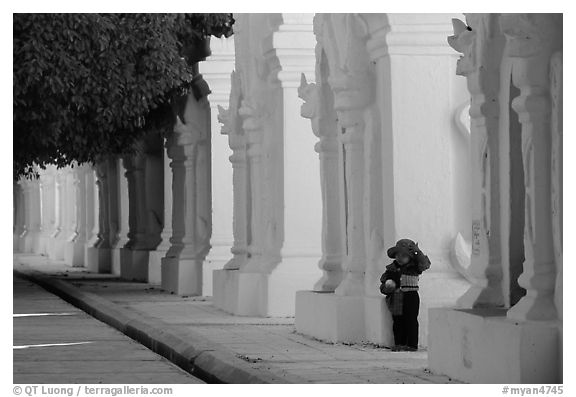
[380,239,431,351]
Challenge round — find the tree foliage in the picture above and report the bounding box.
[13,13,234,180]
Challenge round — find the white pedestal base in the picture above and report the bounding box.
[37,235,49,256]
[161,257,202,296]
[428,308,561,383]
[213,256,321,317]
[213,268,240,313]
[363,295,395,347]
[17,234,28,253]
[64,241,84,267]
[84,246,111,273]
[295,291,366,343]
[203,245,232,297]
[110,247,123,276]
[23,232,39,254]
[49,238,66,261]
[147,250,167,285]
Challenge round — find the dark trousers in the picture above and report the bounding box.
[392,291,420,348]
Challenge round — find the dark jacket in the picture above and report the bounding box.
[379,250,431,296]
[380,255,430,316]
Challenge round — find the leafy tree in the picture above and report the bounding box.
[13,13,233,180]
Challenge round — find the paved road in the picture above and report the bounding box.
[13,274,204,384]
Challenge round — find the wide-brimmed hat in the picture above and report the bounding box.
[387,239,417,259]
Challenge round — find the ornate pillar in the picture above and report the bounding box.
[147,143,172,284]
[200,36,235,293]
[38,167,56,256]
[107,158,119,249]
[156,145,173,253]
[84,166,98,264]
[447,14,506,308]
[19,179,32,252]
[161,73,211,295]
[49,169,67,260]
[294,13,372,341]
[131,153,149,250]
[299,73,343,292]
[142,133,165,284]
[111,156,130,276]
[238,98,265,273]
[14,182,24,251]
[85,161,111,273]
[16,180,28,252]
[218,71,248,271]
[64,164,86,267]
[28,176,43,254]
[322,14,374,298]
[501,14,562,321]
[60,167,74,253]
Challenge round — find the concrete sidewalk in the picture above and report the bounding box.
[14,253,462,384]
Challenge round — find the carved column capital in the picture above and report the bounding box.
[218,70,242,136]
[173,115,203,147]
[238,99,266,158]
[298,73,320,137]
[447,17,477,76]
[314,14,374,128]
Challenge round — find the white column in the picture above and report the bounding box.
[111,157,130,276]
[217,71,248,271]
[14,182,24,251]
[147,145,172,284]
[200,35,235,295]
[29,176,43,254]
[60,167,74,253]
[50,169,67,260]
[299,75,344,292]
[156,146,173,252]
[41,166,59,257]
[131,153,149,250]
[84,166,98,264]
[19,179,32,253]
[162,73,211,295]
[38,168,53,255]
[239,99,265,273]
[444,15,507,308]
[64,165,86,267]
[85,162,111,273]
[501,14,562,321]
[107,158,119,249]
[144,138,165,284]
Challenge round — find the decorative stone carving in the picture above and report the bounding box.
[448,14,505,308]
[238,97,267,272]
[162,72,212,295]
[299,72,343,292]
[503,13,562,321]
[219,71,248,271]
[298,74,320,137]
[448,18,476,75]
[314,13,374,297]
